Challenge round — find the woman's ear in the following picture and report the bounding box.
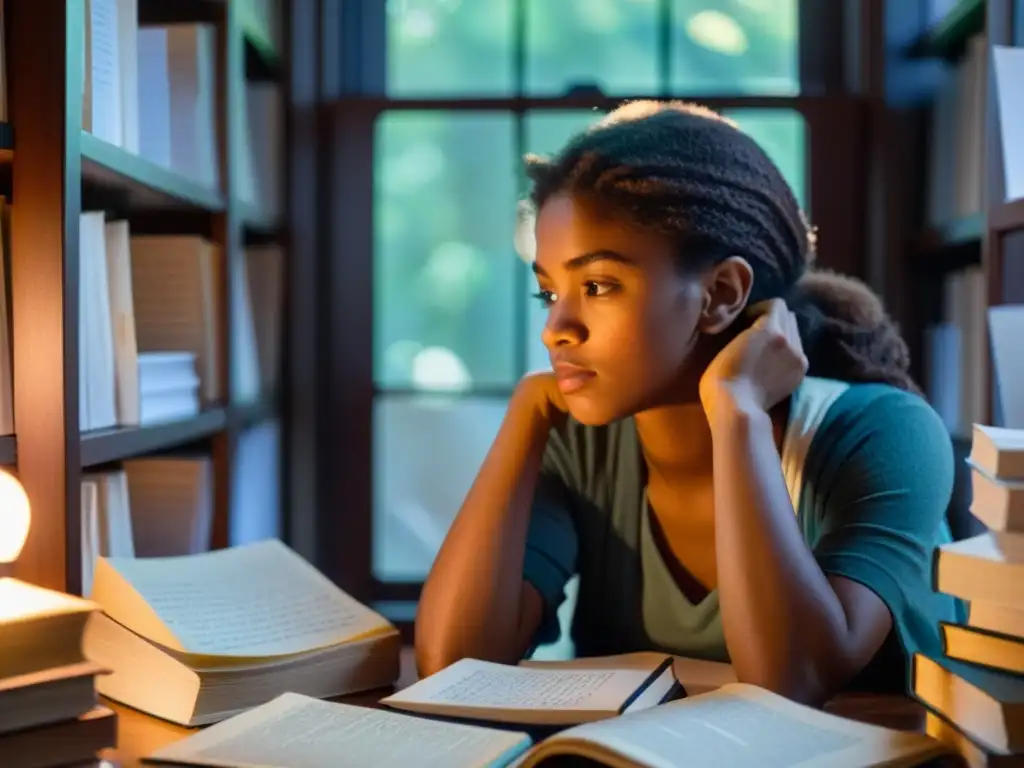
[697,256,755,335]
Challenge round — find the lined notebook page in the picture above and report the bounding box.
[95,539,392,658]
[384,658,650,713]
[146,693,531,768]
[526,684,945,768]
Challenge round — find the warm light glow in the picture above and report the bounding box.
[0,470,30,563]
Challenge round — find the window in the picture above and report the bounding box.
[385,0,800,97]
[329,0,854,604]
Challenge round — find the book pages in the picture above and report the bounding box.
[94,540,392,659]
[383,658,652,715]
[522,684,947,768]
[145,693,532,768]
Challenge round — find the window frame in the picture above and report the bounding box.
[317,0,871,620]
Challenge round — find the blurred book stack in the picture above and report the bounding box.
[0,579,116,767]
[912,424,1024,768]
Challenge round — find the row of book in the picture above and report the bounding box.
[80,423,283,597]
[925,33,985,229]
[83,0,282,218]
[78,214,282,432]
[80,458,214,596]
[924,266,987,441]
[913,423,1024,767]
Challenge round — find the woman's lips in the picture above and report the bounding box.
[553,362,596,395]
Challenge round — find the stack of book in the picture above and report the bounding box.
[0,578,117,766]
[912,424,1024,767]
[82,539,402,725]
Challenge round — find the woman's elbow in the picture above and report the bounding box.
[734,658,832,707]
[413,613,462,678]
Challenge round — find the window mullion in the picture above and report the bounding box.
[336,0,386,96]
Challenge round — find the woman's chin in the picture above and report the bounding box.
[564,395,631,427]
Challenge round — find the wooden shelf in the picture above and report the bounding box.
[0,436,16,466]
[137,0,221,25]
[990,197,1024,233]
[230,394,278,430]
[909,0,985,61]
[80,409,228,467]
[918,213,983,251]
[240,200,281,243]
[80,131,225,212]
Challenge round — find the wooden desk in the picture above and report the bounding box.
[100,650,928,767]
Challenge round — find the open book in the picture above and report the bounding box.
[83,540,401,725]
[381,655,680,726]
[145,687,950,768]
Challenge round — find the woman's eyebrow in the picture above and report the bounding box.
[532,250,638,277]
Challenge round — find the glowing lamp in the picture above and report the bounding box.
[0,469,30,564]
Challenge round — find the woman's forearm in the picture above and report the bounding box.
[415,382,553,676]
[709,399,852,704]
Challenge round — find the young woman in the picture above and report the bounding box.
[414,101,965,706]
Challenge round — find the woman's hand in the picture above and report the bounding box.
[699,299,808,419]
[516,371,571,426]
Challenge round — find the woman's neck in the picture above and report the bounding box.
[634,401,715,484]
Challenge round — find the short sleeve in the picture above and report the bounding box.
[522,431,581,647]
[809,388,968,685]
[523,473,578,647]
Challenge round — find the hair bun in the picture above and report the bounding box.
[794,268,886,327]
[791,268,918,393]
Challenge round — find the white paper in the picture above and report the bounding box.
[147,693,531,768]
[385,658,647,713]
[100,540,390,657]
[988,305,1024,428]
[992,45,1024,202]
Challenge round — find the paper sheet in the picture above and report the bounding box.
[146,693,531,768]
[102,540,389,656]
[384,658,647,712]
[525,685,945,768]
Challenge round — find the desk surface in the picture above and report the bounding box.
[100,649,927,768]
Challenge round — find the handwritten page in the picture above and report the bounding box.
[522,651,736,696]
[384,658,647,713]
[145,693,531,768]
[99,540,391,657]
[524,684,946,768]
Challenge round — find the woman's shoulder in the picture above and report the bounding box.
[799,376,955,498]
[805,376,950,444]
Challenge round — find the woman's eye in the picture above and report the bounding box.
[585,281,615,297]
[532,289,556,307]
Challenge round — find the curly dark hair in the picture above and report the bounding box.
[520,100,919,394]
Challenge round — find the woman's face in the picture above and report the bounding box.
[532,193,707,425]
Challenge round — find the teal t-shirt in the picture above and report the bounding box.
[522,376,967,692]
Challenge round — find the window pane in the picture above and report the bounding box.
[525,0,659,96]
[374,112,519,389]
[725,109,807,210]
[373,395,507,581]
[386,0,515,96]
[521,111,606,373]
[671,0,798,95]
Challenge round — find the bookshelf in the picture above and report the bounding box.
[6,1,286,593]
[906,0,1022,536]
